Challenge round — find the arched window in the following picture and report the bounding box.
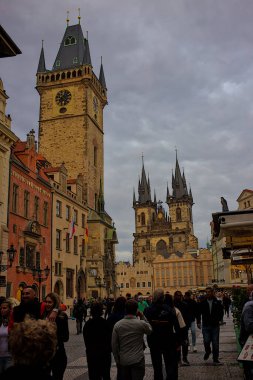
[176,207,182,222]
[156,240,167,257]
[19,247,25,266]
[141,212,145,226]
[64,36,77,46]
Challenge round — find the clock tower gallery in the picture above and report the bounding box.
[36,19,118,298]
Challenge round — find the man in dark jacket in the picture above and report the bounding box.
[73,299,87,334]
[144,288,181,380]
[197,287,224,364]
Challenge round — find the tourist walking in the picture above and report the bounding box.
[73,298,87,334]
[144,289,181,380]
[197,287,224,364]
[239,285,253,379]
[0,299,13,374]
[41,292,69,380]
[112,299,152,380]
[183,291,199,352]
[83,302,112,380]
[174,290,190,365]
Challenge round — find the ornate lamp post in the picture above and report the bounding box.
[32,265,50,301]
[0,244,16,271]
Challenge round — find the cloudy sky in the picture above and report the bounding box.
[1,1,253,261]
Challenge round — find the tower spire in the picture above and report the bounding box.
[66,10,69,26]
[99,56,107,90]
[138,157,151,204]
[37,40,46,73]
[78,8,81,24]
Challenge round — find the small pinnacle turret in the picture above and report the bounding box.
[99,57,107,90]
[37,42,46,73]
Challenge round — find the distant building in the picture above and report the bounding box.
[116,156,213,296]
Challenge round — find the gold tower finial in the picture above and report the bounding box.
[66,10,69,26]
[78,8,81,24]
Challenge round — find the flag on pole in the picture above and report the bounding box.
[85,227,88,242]
[68,216,75,239]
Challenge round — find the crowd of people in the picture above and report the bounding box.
[0,285,237,380]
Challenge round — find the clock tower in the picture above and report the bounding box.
[36,19,118,298]
[36,21,107,209]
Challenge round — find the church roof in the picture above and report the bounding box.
[52,24,91,70]
[37,44,46,73]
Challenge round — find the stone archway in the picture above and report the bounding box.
[77,269,86,300]
[53,280,64,302]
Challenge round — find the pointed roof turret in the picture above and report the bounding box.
[52,23,89,70]
[37,41,46,73]
[99,56,107,89]
[97,178,105,213]
[172,154,189,200]
[133,188,136,206]
[138,158,152,204]
[83,33,92,65]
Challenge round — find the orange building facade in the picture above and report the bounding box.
[8,130,52,300]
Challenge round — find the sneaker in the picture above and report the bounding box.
[204,352,210,360]
[213,360,222,365]
[182,358,190,366]
[193,346,197,352]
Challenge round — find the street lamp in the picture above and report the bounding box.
[32,265,50,301]
[0,244,16,272]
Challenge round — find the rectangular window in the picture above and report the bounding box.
[126,283,129,288]
[34,196,39,221]
[56,229,61,250]
[66,233,70,252]
[142,282,145,287]
[25,245,35,269]
[55,262,62,276]
[74,236,78,254]
[148,282,151,287]
[43,201,48,226]
[74,209,78,224]
[66,205,70,221]
[66,269,74,298]
[137,282,140,288]
[120,283,124,288]
[56,200,62,217]
[94,146,97,166]
[82,214,85,228]
[35,251,40,269]
[81,239,85,256]
[24,190,29,218]
[12,184,19,213]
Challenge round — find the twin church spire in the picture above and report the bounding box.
[133,155,193,206]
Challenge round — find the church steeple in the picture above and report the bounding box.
[172,155,189,200]
[138,159,152,204]
[83,34,92,66]
[37,42,46,73]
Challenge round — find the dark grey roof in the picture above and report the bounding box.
[138,163,152,203]
[99,62,107,89]
[52,24,91,70]
[172,157,189,200]
[37,45,46,73]
[0,25,22,58]
[83,38,92,65]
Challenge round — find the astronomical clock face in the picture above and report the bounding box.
[55,90,72,106]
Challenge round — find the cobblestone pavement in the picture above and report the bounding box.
[64,314,244,380]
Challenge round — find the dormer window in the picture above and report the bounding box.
[55,60,60,67]
[64,36,77,46]
[73,57,78,64]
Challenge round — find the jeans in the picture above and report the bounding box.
[202,325,220,361]
[189,321,196,346]
[120,358,145,380]
[150,345,178,380]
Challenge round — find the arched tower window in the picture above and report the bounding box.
[64,36,77,46]
[141,212,145,226]
[176,207,182,222]
[156,240,167,257]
